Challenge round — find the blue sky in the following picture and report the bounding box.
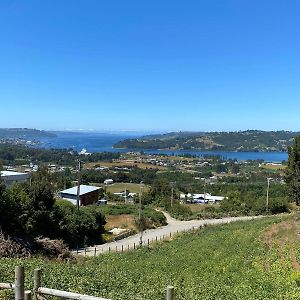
[1,0,300,132]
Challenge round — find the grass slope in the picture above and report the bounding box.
[1,216,300,299]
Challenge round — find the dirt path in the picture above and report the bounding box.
[75,212,261,256]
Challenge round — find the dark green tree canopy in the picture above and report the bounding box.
[285,136,300,205]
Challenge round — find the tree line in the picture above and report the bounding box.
[0,167,106,248]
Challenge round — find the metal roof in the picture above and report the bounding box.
[1,171,28,176]
[60,185,101,196]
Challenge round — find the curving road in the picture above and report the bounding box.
[75,212,261,256]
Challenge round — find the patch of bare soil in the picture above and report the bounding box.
[105,214,135,230]
[261,218,300,271]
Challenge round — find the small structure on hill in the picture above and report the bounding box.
[0,171,30,186]
[180,192,225,204]
[59,184,101,206]
[104,179,114,185]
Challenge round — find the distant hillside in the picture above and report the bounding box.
[0,128,56,139]
[114,130,299,152]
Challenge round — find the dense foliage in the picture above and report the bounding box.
[285,136,300,205]
[1,216,300,299]
[0,168,106,248]
[0,144,121,166]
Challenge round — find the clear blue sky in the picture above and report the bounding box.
[1,0,300,132]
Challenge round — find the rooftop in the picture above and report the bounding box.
[60,184,101,196]
[0,171,28,176]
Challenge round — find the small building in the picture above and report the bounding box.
[59,184,102,206]
[180,192,224,204]
[97,199,108,205]
[104,179,114,185]
[0,171,30,186]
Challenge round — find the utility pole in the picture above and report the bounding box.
[170,182,175,209]
[266,177,272,213]
[124,184,127,204]
[76,160,81,210]
[139,181,143,246]
[204,179,207,203]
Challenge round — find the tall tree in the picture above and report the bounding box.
[285,136,300,205]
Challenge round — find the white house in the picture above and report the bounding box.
[0,171,30,186]
[104,179,114,185]
[180,192,224,204]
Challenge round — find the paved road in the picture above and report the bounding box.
[75,212,261,256]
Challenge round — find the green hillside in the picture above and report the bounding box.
[114,130,299,152]
[1,215,300,299]
[0,128,56,139]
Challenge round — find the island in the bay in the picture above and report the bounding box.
[113,130,299,152]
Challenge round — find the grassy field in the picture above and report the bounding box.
[260,163,286,171]
[183,203,218,213]
[102,182,150,194]
[1,215,300,299]
[84,161,168,170]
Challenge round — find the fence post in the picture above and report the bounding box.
[85,248,87,256]
[134,243,135,250]
[122,245,124,252]
[25,291,32,300]
[170,232,172,238]
[166,286,174,300]
[94,247,97,256]
[15,266,24,300]
[34,269,41,300]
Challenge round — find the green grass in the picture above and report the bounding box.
[102,183,150,194]
[1,216,300,299]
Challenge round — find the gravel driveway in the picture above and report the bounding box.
[75,212,260,256]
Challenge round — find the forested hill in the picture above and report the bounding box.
[114,130,300,152]
[0,128,56,139]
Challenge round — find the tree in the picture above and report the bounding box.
[285,136,300,205]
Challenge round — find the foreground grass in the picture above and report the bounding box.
[1,215,300,299]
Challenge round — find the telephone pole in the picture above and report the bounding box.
[170,182,176,209]
[124,184,127,204]
[139,181,144,246]
[76,160,81,210]
[266,177,272,213]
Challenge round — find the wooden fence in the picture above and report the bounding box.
[77,225,201,256]
[0,266,175,300]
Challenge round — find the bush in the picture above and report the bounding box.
[0,231,31,258]
[33,237,73,260]
[269,197,290,214]
[53,201,106,248]
[169,203,192,220]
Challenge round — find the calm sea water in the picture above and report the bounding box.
[38,131,288,163]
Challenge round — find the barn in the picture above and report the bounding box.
[59,185,101,206]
